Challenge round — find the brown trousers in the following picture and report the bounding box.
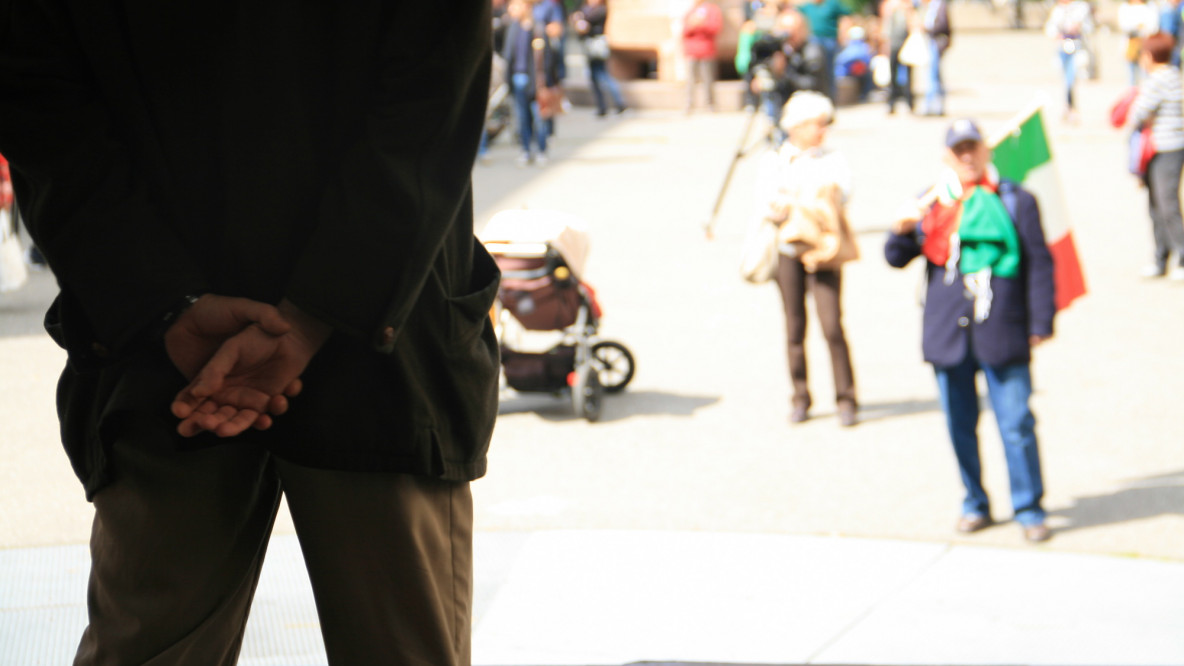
[74,415,473,666]
[775,254,856,410]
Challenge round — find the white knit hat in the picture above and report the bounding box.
[779,90,835,134]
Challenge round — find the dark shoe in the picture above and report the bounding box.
[615,105,627,114]
[1023,523,1052,543]
[789,406,809,424]
[956,513,993,533]
[838,403,858,427]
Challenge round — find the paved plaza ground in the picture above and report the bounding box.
[1,21,1182,666]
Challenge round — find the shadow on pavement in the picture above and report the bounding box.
[852,397,943,423]
[1050,469,1184,536]
[498,390,720,423]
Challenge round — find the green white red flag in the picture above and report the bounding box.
[990,106,1087,311]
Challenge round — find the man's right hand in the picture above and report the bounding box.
[891,200,928,234]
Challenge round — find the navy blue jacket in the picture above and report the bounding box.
[884,182,1055,368]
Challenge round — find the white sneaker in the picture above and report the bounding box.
[534,152,549,166]
[1141,264,1166,278]
[1170,266,1184,281]
[515,152,532,167]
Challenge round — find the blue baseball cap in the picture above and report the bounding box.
[945,118,984,148]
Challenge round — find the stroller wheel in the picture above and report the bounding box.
[572,363,603,422]
[592,341,635,394]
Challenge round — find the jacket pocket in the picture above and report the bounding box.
[446,239,501,346]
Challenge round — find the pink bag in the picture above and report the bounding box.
[1111,86,1139,128]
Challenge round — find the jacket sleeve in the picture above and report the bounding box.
[785,42,828,94]
[1014,188,1056,337]
[884,229,922,268]
[1129,76,1160,130]
[282,0,492,351]
[0,0,210,357]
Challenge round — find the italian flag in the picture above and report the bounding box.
[990,106,1087,311]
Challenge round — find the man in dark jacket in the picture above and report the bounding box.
[0,2,499,663]
[752,9,829,145]
[885,119,1055,544]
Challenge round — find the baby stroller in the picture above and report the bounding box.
[482,210,635,422]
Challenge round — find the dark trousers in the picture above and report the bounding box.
[775,254,856,410]
[1144,148,1184,270]
[74,414,473,666]
[887,46,913,113]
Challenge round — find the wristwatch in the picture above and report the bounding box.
[153,293,203,343]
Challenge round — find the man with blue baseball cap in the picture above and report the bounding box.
[885,119,1056,544]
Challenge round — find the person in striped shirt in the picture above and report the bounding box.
[1130,32,1184,279]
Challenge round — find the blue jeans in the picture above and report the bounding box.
[1058,44,1078,109]
[511,72,547,155]
[588,59,625,114]
[923,39,944,114]
[934,352,1046,526]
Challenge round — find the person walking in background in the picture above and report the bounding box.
[0,151,27,293]
[1045,0,1094,122]
[881,0,916,115]
[885,119,1054,544]
[1128,33,1184,279]
[533,0,568,80]
[756,91,860,426]
[920,0,951,116]
[752,9,830,146]
[798,0,851,102]
[0,2,500,663]
[572,0,628,117]
[1118,0,1159,85]
[835,25,874,101]
[682,0,724,113]
[479,0,513,165]
[1156,0,1184,66]
[504,0,559,165]
[737,2,782,111]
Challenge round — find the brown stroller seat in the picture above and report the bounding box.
[481,210,634,421]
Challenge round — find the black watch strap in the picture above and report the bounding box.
[154,293,203,343]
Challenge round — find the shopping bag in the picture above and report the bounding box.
[739,216,780,284]
[898,31,930,68]
[0,209,28,293]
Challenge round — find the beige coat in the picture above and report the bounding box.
[774,183,860,272]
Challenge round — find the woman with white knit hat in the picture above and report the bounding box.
[755,90,860,426]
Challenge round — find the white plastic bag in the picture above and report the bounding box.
[898,31,930,68]
[0,209,29,293]
[871,54,891,88]
[739,216,780,284]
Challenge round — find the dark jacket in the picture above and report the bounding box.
[925,0,952,54]
[771,36,830,101]
[502,20,562,96]
[0,1,500,498]
[884,181,1055,368]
